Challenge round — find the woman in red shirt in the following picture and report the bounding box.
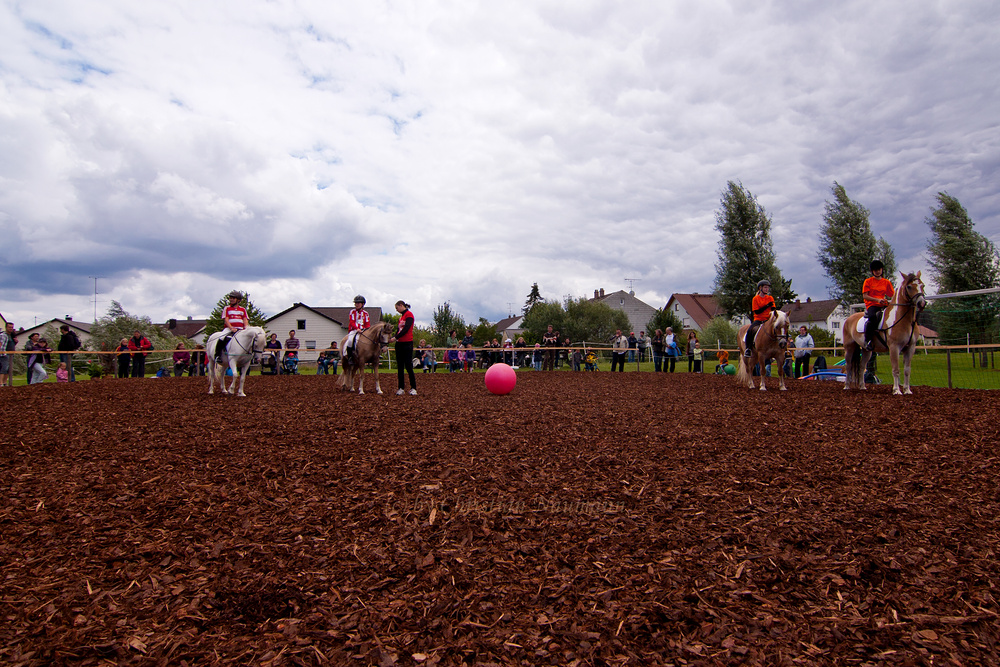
[393,300,417,395]
[744,279,776,357]
[862,260,895,351]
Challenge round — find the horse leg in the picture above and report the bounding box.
[778,352,787,391]
[890,347,903,396]
[236,366,248,397]
[903,348,914,395]
[207,359,216,394]
[357,367,365,395]
[374,364,382,395]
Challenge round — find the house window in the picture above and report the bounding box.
[682,318,690,327]
[297,319,306,330]
[832,321,840,329]
[305,340,316,349]
[674,304,679,311]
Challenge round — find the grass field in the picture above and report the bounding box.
[9,349,1000,390]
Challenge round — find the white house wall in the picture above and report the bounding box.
[266,308,347,362]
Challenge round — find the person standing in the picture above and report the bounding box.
[393,301,417,394]
[284,330,300,371]
[663,327,678,373]
[116,338,131,378]
[793,325,815,378]
[0,322,16,387]
[637,331,649,362]
[542,325,558,371]
[610,329,628,372]
[128,330,152,378]
[627,332,637,363]
[651,329,664,373]
[27,335,52,384]
[686,332,698,373]
[58,324,82,382]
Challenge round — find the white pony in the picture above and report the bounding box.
[205,326,267,397]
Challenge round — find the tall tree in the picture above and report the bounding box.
[645,308,684,336]
[430,302,466,345]
[204,292,269,336]
[925,192,1000,348]
[563,297,630,344]
[523,283,544,315]
[712,181,795,319]
[817,182,897,306]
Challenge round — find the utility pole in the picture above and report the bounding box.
[89,276,105,322]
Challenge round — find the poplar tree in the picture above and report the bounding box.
[925,192,1000,348]
[817,182,896,306]
[523,283,543,315]
[712,181,794,319]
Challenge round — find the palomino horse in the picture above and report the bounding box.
[843,271,926,395]
[338,321,393,395]
[736,310,791,391]
[205,326,267,397]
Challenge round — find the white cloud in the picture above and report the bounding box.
[2,0,999,330]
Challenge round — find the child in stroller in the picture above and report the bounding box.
[584,349,598,371]
[282,351,299,375]
[260,351,279,375]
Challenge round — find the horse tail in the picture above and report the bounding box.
[735,354,750,385]
[844,342,863,387]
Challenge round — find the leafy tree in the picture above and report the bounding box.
[524,283,544,315]
[925,192,1000,348]
[520,301,565,344]
[430,302,466,346]
[700,316,739,352]
[204,292,269,337]
[712,181,795,319]
[803,324,835,350]
[472,317,498,344]
[88,301,178,371]
[646,308,684,337]
[563,298,630,344]
[817,182,897,306]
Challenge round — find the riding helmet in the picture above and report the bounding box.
[870,259,884,272]
[756,279,771,290]
[354,294,366,305]
[228,290,243,300]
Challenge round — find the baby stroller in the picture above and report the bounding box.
[282,352,299,375]
[260,351,279,375]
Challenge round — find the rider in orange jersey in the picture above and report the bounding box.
[744,279,776,358]
[862,259,895,351]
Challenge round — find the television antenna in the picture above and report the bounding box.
[624,277,641,294]
[506,302,515,318]
[89,276,105,322]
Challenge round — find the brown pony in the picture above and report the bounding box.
[843,271,926,395]
[337,321,392,395]
[736,310,790,391]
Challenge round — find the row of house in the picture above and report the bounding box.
[3,289,933,363]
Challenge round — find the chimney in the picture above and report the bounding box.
[187,316,193,320]
[600,288,605,298]
[65,315,72,320]
[594,290,599,299]
[168,318,177,329]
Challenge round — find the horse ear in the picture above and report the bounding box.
[900,271,906,280]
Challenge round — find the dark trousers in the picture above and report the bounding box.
[117,356,130,378]
[664,355,676,373]
[652,351,663,372]
[865,306,884,346]
[794,354,811,378]
[131,355,146,378]
[543,350,555,371]
[693,359,702,373]
[396,341,416,390]
[687,354,694,372]
[611,352,626,372]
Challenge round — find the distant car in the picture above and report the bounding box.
[802,370,846,382]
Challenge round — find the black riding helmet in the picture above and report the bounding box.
[870,259,884,273]
[756,279,771,290]
[353,294,366,305]
[228,290,242,300]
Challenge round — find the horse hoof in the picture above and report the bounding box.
[780,386,787,391]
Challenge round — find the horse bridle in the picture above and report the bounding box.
[880,278,926,334]
[224,329,263,358]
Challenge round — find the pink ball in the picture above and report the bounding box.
[484,363,517,395]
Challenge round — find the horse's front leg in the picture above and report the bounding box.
[756,354,767,391]
[207,361,216,394]
[374,365,383,395]
[778,355,787,391]
[357,368,365,395]
[902,348,914,394]
[889,347,903,395]
[236,367,248,397]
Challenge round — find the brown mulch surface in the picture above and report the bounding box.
[2,372,999,665]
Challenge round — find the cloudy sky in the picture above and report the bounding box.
[2,0,998,328]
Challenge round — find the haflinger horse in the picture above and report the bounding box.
[736,309,791,391]
[205,326,267,397]
[843,271,927,395]
[338,321,393,395]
